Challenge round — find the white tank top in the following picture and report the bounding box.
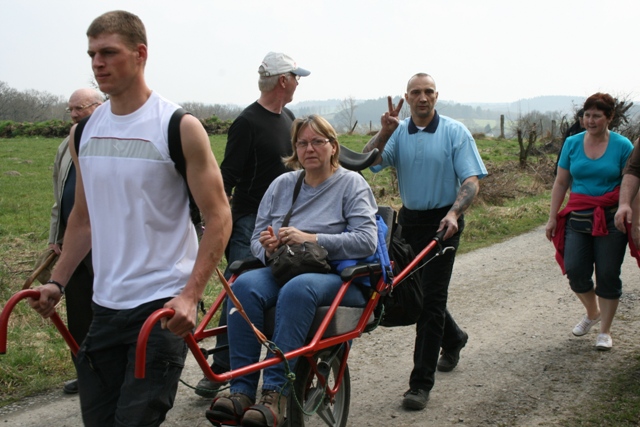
[78,92,198,310]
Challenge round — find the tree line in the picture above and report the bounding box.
[2,80,638,143]
[0,81,67,123]
[0,81,243,138]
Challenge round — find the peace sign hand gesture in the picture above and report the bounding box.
[380,96,404,136]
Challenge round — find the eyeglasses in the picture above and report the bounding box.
[286,73,300,82]
[295,138,330,150]
[66,102,99,113]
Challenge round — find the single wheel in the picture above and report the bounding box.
[287,346,350,427]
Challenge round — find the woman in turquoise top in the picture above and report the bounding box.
[545,93,633,351]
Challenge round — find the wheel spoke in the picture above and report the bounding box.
[303,386,325,413]
[317,403,337,426]
[290,347,350,427]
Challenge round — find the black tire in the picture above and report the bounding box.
[287,347,350,427]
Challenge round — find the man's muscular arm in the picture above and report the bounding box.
[163,115,232,337]
[440,176,480,240]
[450,177,479,217]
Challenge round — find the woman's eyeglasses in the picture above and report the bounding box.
[295,138,330,150]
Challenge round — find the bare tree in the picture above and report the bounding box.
[0,81,66,122]
[399,97,410,120]
[336,96,358,134]
[512,112,542,168]
[610,94,634,131]
[0,81,19,119]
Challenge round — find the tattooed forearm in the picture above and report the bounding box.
[363,133,381,153]
[362,132,388,166]
[449,178,479,217]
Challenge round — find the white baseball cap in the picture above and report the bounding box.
[258,52,310,77]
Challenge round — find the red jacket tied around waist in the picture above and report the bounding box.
[552,187,640,274]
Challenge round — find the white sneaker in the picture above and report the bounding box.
[572,314,601,336]
[596,333,612,351]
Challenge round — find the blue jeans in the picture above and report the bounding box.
[564,211,627,299]
[223,213,257,279]
[227,267,367,399]
[75,298,187,426]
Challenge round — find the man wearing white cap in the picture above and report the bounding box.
[195,52,310,397]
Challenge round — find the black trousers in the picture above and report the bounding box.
[399,206,466,392]
[76,298,187,426]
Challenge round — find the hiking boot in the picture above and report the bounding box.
[63,379,78,394]
[437,331,469,372]
[195,364,229,398]
[402,388,429,410]
[241,389,287,427]
[596,333,613,351]
[572,314,601,337]
[206,393,254,426]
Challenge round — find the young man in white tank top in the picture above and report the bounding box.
[28,10,231,426]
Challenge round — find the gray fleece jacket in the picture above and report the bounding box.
[250,167,378,264]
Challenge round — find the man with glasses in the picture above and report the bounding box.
[195,51,310,398]
[47,87,103,394]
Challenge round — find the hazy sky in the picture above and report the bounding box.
[2,0,639,108]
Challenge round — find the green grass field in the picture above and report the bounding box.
[0,134,550,406]
[1,134,637,424]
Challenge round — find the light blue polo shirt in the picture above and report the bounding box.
[370,112,487,210]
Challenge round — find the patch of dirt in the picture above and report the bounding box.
[2,226,639,426]
[477,158,555,205]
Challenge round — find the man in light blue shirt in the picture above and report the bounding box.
[365,73,487,411]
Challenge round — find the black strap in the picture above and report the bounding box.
[281,170,306,228]
[168,108,202,228]
[168,108,187,177]
[72,115,91,155]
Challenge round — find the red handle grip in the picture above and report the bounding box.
[0,289,78,355]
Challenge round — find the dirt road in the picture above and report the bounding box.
[2,225,639,426]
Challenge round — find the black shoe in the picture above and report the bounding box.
[195,364,229,398]
[437,331,469,372]
[63,379,78,394]
[195,376,228,398]
[402,388,429,410]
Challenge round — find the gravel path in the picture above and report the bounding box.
[2,225,639,426]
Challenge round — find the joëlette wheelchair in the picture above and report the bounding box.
[0,146,452,427]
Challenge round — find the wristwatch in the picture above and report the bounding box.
[45,279,65,295]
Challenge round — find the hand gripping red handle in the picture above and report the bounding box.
[0,289,79,355]
[135,307,176,379]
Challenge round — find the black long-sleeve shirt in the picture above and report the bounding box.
[220,102,295,219]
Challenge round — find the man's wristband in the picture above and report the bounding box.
[45,280,65,295]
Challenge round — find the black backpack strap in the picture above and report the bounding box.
[281,170,306,228]
[168,108,203,230]
[73,115,91,155]
[168,108,187,178]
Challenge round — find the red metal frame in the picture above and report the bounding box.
[0,289,79,356]
[134,273,377,383]
[0,234,444,408]
[133,236,442,386]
